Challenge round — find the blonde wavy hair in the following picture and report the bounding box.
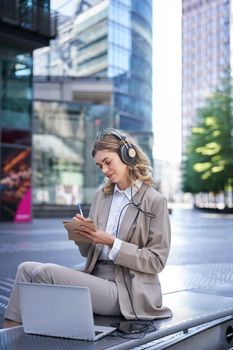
[92,129,153,194]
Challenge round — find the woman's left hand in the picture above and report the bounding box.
[77,225,115,247]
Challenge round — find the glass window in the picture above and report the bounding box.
[109,21,131,49]
[120,115,143,131]
[0,45,33,222]
[33,101,114,205]
[115,93,152,129]
[109,0,130,28]
[132,31,152,61]
[0,47,32,130]
[131,0,152,27]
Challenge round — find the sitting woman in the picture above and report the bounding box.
[4,128,172,328]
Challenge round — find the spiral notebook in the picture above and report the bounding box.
[19,282,116,341]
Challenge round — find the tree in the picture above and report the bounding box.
[182,71,233,205]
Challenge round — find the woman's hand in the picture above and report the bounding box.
[73,214,115,246]
[73,213,87,222]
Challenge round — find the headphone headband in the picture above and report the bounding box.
[96,128,137,165]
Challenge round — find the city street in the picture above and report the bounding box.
[0,205,233,327]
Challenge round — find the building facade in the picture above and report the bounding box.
[182,0,230,155]
[34,0,153,161]
[33,77,114,205]
[0,0,56,221]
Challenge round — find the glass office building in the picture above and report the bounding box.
[0,1,56,221]
[34,0,153,159]
[182,0,230,155]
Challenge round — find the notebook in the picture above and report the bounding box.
[18,282,116,341]
[63,218,96,242]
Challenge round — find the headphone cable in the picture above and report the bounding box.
[130,186,156,218]
[114,183,156,322]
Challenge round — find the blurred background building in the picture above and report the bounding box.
[33,76,114,206]
[32,0,153,212]
[34,0,153,145]
[0,0,57,221]
[154,159,181,203]
[182,0,230,155]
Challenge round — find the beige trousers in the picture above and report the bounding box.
[4,261,122,323]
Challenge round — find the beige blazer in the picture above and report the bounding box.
[77,184,172,320]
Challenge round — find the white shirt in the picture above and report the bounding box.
[98,180,142,261]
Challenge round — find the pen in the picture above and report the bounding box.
[77,203,83,216]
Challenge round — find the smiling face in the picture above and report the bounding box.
[94,149,130,190]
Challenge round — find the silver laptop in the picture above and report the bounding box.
[18,282,116,341]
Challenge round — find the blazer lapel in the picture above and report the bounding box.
[118,184,148,242]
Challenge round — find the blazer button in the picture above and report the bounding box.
[129,273,135,278]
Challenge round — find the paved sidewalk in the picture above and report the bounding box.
[0,206,233,327]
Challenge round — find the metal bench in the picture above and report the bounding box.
[1,290,233,350]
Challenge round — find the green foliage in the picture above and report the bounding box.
[182,71,233,194]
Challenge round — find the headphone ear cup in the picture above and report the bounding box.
[118,144,137,165]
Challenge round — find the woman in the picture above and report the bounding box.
[3,128,172,328]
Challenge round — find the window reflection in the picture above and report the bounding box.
[0,46,33,221]
[33,0,153,195]
[33,101,114,205]
[0,48,32,130]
